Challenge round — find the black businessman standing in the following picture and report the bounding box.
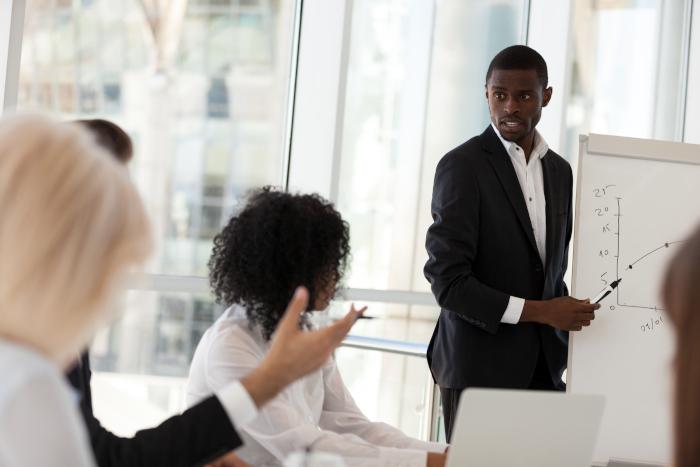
[424,46,600,441]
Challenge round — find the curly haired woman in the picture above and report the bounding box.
[186,188,448,467]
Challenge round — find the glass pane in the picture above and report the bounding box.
[208,14,234,74]
[334,347,432,440]
[327,300,439,442]
[89,290,226,436]
[332,2,526,437]
[337,0,527,292]
[17,0,296,277]
[564,0,689,161]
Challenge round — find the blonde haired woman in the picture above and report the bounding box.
[0,114,151,466]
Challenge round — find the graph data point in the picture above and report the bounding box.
[629,265,633,269]
[665,243,669,248]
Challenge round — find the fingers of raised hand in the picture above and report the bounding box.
[323,307,364,343]
[314,304,368,354]
[333,304,367,332]
[350,304,368,316]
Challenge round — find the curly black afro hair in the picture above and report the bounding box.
[208,187,351,341]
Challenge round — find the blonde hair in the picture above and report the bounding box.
[0,114,152,365]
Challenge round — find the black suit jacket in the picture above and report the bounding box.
[424,125,573,390]
[67,352,243,467]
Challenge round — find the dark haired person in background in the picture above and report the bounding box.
[662,224,700,467]
[78,119,134,163]
[67,120,363,467]
[424,45,600,440]
[186,188,448,467]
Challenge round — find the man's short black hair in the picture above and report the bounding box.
[486,45,548,90]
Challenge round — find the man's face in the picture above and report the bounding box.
[485,68,552,143]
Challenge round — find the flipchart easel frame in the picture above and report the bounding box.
[569,133,700,467]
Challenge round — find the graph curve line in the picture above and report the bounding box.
[624,240,684,271]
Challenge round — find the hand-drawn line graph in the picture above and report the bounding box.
[613,197,683,311]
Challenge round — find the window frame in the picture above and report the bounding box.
[684,0,699,144]
[1,0,26,113]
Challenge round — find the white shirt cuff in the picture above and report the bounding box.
[501,296,525,324]
[378,447,428,467]
[216,381,259,428]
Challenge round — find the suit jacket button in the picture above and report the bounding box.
[474,319,481,325]
[480,322,486,328]
[468,318,474,323]
[535,264,543,272]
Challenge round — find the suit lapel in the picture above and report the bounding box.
[481,125,539,256]
[541,151,558,271]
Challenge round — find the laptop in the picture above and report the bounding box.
[445,388,605,467]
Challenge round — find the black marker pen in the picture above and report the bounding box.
[592,279,621,304]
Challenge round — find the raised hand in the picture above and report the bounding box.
[241,287,365,408]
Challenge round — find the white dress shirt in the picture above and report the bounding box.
[186,306,446,467]
[0,338,96,467]
[491,123,549,324]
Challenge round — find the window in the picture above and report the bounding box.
[333,0,528,349]
[337,0,529,294]
[17,0,297,435]
[17,0,294,278]
[330,0,529,441]
[11,0,694,445]
[565,0,691,160]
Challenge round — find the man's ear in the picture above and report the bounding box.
[485,84,489,101]
[542,86,553,107]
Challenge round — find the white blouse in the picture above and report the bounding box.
[0,338,96,467]
[186,306,446,467]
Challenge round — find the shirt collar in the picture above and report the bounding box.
[490,122,549,160]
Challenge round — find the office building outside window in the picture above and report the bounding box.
[17,0,296,435]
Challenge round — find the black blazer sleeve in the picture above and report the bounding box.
[424,151,510,335]
[67,353,243,467]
